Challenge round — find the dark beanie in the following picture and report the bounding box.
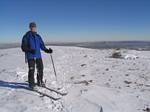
[29,22,36,28]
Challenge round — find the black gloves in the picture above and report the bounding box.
[27,48,53,54]
[45,48,53,54]
[29,48,35,54]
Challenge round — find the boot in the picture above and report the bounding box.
[29,83,35,90]
[37,80,45,87]
[41,81,46,87]
[37,73,45,87]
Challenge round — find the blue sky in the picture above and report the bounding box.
[0,0,150,43]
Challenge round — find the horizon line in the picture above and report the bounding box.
[0,40,150,45]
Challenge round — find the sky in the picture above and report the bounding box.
[0,0,150,43]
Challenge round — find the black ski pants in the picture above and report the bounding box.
[28,58,44,86]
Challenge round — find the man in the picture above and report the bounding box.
[21,22,53,89]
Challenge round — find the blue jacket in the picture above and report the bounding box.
[21,31,47,60]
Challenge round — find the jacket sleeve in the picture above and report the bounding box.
[21,34,30,52]
[39,35,48,52]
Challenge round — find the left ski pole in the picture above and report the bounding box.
[50,54,57,81]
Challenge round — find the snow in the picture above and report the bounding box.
[0,46,150,112]
[124,54,139,60]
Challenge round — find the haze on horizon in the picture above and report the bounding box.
[0,0,150,43]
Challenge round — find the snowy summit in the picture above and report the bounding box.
[0,46,150,112]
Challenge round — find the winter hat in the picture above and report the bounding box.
[29,22,36,28]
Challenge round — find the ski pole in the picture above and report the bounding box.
[50,54,57,81]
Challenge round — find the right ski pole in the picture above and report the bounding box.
[50,54,57,81]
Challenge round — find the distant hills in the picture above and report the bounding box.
[0,41,150,50]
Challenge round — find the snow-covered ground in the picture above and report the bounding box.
[0,46,150,112]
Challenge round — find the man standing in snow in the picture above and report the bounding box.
[21,22,53,89]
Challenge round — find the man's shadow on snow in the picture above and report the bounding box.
[0,80,30,90]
